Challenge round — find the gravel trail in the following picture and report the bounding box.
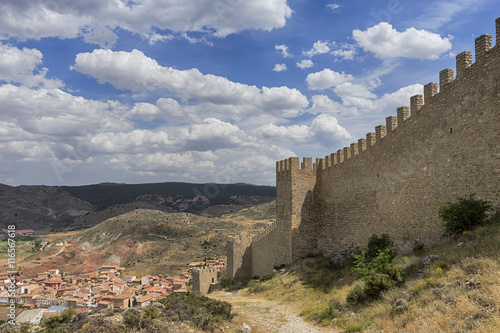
[210,291,338,333]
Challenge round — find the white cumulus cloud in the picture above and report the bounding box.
[0,0,293,44]
[128,103,162,121]
[254,114,351,148]
[353,23,452,60]
[0,81,296,184]
[72,49,309,120]
[273,63,287,72]
[296,59,314,69]
[0,83,132,167]
[275,44,292,58]
[0,43,62,88]
[179,118,247,152]
[156,98,184,118]
[0,44,43,83]
[307,94,354,116]
[89,130,173,155]
[304,41,331,57]
[306,83,424,118]
[91,119,294,183]
[0,84,131,137]
[306,69,354,91]
[331,44,357,61]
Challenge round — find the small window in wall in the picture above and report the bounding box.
[212,278,214,283]
[450,128,453,135]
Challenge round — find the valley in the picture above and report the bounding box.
[1,201,276,278]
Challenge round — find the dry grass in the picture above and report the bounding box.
[236,222,500,332]
[369,254,500,332]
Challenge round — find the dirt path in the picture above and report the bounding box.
[210,291,337,333]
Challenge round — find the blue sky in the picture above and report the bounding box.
[0,0,498,186]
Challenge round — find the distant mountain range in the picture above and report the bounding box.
[0,182,275,233]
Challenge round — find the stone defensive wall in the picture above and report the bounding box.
[251,222,277,277]
[278,18,500,259]
[227,223,277,281]
[227,234,252,280]
[228,18,500,280]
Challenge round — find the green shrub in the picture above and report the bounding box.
[343,320,371,333]
[439,194,492,236]
[122,308,142,328]
[366,234,395,261]
[142,306,159,320]
[220,277,233,288]
[346,284,366,306]
[205,298,232,318]
[158,292,232,329]
[41,308,78,330]
[41,315,63,329]
[352,248,397,280]
[351,244,404,302]
[363,272,398,299]
[60,308,77,322]
[300,305,339,325]
[317,305,339,325]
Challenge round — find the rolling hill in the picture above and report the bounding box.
[0,182,275,233]
[16,201,276,277]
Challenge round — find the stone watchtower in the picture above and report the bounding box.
[192,267,218,296]
[275,157,316,265]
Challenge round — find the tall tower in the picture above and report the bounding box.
[275,157,316,266]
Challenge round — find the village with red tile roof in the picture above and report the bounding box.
[0,258,225,325]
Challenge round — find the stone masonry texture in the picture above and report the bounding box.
[192,267,217,296]
[228,19,500,280]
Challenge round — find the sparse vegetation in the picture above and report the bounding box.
[412,241,425,254]
[232,203,500,332]
[365,234,395,261]
[220,277,233,289]
[159,293,233,331]
[349,235,403,303]
[5,187,498,332]
[0,238,39,260]
[1,294,233,333]
[439,194,493,236]
[40,308,78,330]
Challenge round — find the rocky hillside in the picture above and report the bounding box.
[17,201,276,277]
[0,182,275,233]
[0,184,94,233]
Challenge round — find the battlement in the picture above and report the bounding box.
[229,18,500,282]
[276,156,314,173]
[192,266,218,296]
[252,222,276,243]
[297,19,500,172]
[192,267,218,275]
[227,234,253,243]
